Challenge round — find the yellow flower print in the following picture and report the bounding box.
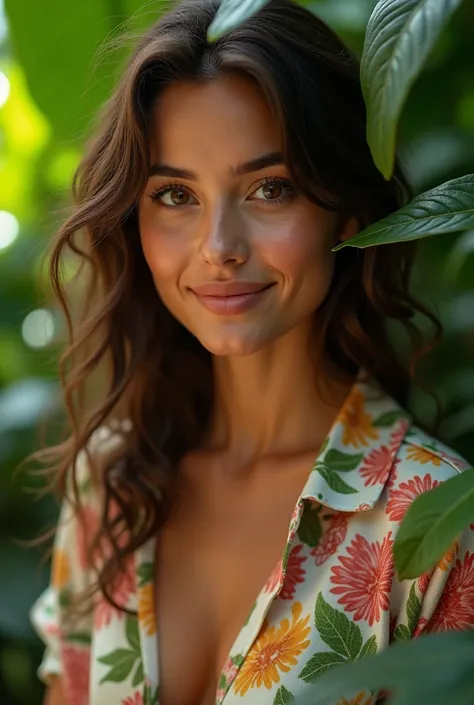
[438,541,459,571]
[137,583,156,636]
[51,548,71,589]
[338,388,379,448]
[405,445,441,466]
[338,693,372,705]
[233,601,311,696]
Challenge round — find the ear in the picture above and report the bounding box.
[338,216,360,243]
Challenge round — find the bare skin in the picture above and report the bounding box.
[45,74,357,705]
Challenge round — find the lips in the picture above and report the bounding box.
[190,281,275,316]
[191,281,273,297]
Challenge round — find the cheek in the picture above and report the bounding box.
[139,221,189,293]
[261,212,336,291]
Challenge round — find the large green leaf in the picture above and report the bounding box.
[334,175,474,250]
[361,0,464,179]
[299,631,474,705]
[4,0,162,140]
[394,467,474,579]
[207,0,270,41]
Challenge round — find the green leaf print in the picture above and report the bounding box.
[406,583,422,633]
[359,635,378,658]
[273,684,295,704]
[373,410,407,428]
[323,449,364,472]
[315,593,363,660]
[317,466,358,495]
[231,654,245,667]
[132,660,144,688]
[299,651,347,682]
[137,562,154,587]
[67,631,92,646]
[392,624,411,643]
[298,505,323,547]
[98,648,138,684]
[144,683,160,705]
[126,614,141,652]
[58,589,72,609]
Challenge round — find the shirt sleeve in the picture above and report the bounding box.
[30,471,96,684]
[30,422,129,684]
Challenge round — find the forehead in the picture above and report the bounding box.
[147,75,283,166]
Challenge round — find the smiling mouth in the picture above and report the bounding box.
[190,282,275,315]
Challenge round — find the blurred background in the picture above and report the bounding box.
[0,0,472,702]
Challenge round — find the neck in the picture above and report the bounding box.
[204,320,355,466]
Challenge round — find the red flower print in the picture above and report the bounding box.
[121,692,143,705]
[61,643,90,705]
[386,474,440,523]
[413,617,428,638]
[386,466,397,491]
[438,450,469,470]
[264,545,307,600]
[94,556,135,629]
[330,532,394,626]
[264,559,283,595]
[427,552,474,632]
[418,571,431,594]
[281,545,307,600]
[222,657,239,683]
[360,445,394,487]
[389,419,410,450]
[216,687,226,704]
[311,515,348,565]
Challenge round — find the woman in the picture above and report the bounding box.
[31,0,474,704]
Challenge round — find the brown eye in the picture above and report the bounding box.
[250,178,294,204]
[149,185,197,207]
[262,182,283,200]
[168,188,190,205]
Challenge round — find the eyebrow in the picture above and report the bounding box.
[148,151,284,179]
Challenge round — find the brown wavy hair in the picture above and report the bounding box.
[36,0,441,610]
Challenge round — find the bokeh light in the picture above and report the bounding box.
[0,210,19,250]
[0,71,10,107]
[21,308,55,348]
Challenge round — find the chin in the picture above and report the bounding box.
[197,332,268,357]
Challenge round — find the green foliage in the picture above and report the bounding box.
[360,0,464,179]
[334,174,474,249]
[394,466,474,579]
[300,630,474,705]
[4,0,164,140]
[207,0,270,40]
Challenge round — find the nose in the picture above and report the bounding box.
[199,205,249,267]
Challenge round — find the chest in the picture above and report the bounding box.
[154,464,309,705]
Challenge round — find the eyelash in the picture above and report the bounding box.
[148,175,295,209]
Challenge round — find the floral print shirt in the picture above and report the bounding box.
[30,378,474,705]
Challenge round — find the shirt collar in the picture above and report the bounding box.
[300,377,412,512]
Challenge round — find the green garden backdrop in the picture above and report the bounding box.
[0,0,473,703]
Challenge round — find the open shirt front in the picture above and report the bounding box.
[31,378,474,705]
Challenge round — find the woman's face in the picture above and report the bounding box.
[139,75,354,356]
